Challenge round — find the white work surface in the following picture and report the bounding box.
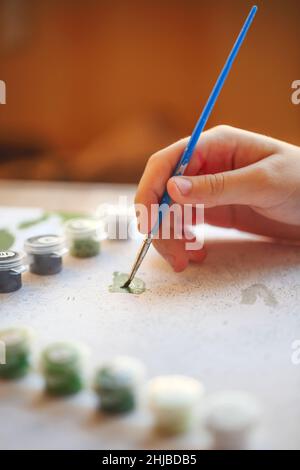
[0,180,299,450]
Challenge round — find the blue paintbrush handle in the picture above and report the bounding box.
[151,5,257,236]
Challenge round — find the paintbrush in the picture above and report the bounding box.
[123,5,258,289]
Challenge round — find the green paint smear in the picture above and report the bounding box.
[18,210,87,229]
[18,212,50,229]
[0,229,15,250]
[55,211,87,222]
[109,272,146,295]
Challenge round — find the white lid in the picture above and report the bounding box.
[42,342,89,366]
[101,356,146,385]
[0,251,25,271]
[0,326,33,348]
[148,375,204,412]
[47,345,76,364]
[24,235,65,255]
[206,391,261,433]
[65,218,104,239]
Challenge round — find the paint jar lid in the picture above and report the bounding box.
[94,356,146,391]
[65,218,105,240]
[40,342,89,373]
[148,375,205,412]
[0,326,33,352]
[0,251,26,272]
[41,343,81,369]
[205,391,261,434]
[24,235,66,255]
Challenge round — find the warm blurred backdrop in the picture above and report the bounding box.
[0,0,299,182]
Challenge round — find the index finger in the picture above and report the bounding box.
[135,137,202,233]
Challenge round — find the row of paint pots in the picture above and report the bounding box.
[0,218,109,294]
[0,327,262,449]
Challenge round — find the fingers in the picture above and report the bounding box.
[135,137,203,233]
[205,205,300,240]
[153,238,207,272]
[204,206,236,228]
[199,125,280,174]
[167,160,272,208]
[135,126,280,232]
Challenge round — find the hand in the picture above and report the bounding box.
[135,125,300,272]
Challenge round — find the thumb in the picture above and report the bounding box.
[167,163,268,208]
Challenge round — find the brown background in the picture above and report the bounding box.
[0,0,299,182]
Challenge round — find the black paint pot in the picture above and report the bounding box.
[24,235,67,276]
[0,251,27,293]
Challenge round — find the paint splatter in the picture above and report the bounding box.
[109,272,146,295]
[0,229,15,250]
[241,283,278,307]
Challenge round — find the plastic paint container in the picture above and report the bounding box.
[65,218,103,258]
[94,356,146,413]
[40,342,86,396]
[24,235,66,275]
[148,375,205,435]
[205,391,261,450]
[0,327,33,379]
[0,251,27,293]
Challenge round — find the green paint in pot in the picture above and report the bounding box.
[65,218,102,258]
[40,342,85,396]
[0,327,32,379]
[70,238,100,258]
[94,356,146,414]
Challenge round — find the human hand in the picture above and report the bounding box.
[135,126,300,272]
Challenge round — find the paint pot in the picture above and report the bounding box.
[0,251,27,293]
[205,391,261,450]
[40,342,86,396]
[0,327,33,379]
[94,356,146,413]
[148,375,204,435]
[97,205,135,241]
[65,218,103,258]
[24,235,66,275]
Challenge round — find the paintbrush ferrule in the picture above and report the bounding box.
[122,234,153,288]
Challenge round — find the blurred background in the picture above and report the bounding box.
[0,0,299,183]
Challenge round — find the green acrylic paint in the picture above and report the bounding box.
[65,218,102,258]
[0,327,32,379]
[109,272,146,295]
[18,211,86,229]
[40,342,85,396]
[94,356,146,414]
[18,212,50,230]
[0,229,15,251]
[70,238,100,258]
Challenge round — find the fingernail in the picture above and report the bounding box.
[172,177,192,195]
[165,254,175,268]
